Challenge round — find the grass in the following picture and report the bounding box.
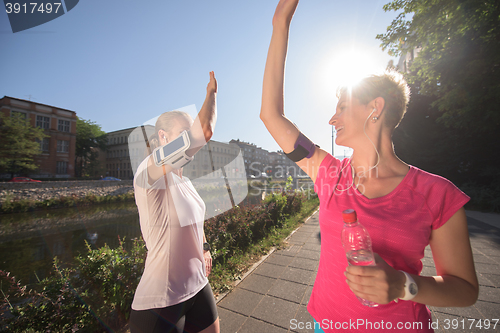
[208,195,319,296]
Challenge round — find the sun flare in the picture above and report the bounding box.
[318,47,384,99]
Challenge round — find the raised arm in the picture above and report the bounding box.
[260,0,327,182]
[147,72,217,183]
[187,71,218,155]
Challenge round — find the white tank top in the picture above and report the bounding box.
[131,156,208,310]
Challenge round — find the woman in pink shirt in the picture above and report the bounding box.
[260,1,478,332]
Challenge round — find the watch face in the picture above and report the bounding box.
[409,283,418,295]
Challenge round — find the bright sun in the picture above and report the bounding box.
[318,47,384,99]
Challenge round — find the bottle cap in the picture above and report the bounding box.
[342,209,357,223]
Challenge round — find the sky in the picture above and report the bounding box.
[0,0,400,157]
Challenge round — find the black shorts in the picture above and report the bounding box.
[129,283,218,333]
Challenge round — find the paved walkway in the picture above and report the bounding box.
[216,210,500,332]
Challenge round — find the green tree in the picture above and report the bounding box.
[377,0,500,210]
[0,113,47,179]
[76,117,108,178]
[377,0,500,133]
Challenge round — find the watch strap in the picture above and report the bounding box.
[399,270,418,301]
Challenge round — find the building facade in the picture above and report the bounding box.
[0,96,77,178]
[104,127,306,181]
[105,127,137,180]
[229,139,271,177]
[105,126,244,180]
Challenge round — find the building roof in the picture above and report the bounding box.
[0,96,77,114]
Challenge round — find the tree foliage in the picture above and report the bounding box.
[377,0,500,211]
[377,0,500,133]
[0,113,47,178]
[76,117,107,178]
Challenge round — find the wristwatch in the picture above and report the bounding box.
[203,242,211,252]
[399,270,418,301]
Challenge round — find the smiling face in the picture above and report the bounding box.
[329,94,373,148]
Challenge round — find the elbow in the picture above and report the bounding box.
[203,127,213,143]
[260,111,270,125]
[467,284,479,307]
[459,281,479,307]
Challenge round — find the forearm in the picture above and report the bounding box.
[261,27,289,122]
[260,25,301,153]
[188,89,217,156]
[411,274,479,307]
[198,90,217,141]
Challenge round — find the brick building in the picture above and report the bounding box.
[0,96,77,178]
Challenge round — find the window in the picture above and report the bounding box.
[56,161,68,174]
[39,138,50,152]
[57,140,69,153]
[37,115,50,129]
[58,119,70,132]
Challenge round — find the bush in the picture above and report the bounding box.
[205,190,308,267]
[0,237,146,332]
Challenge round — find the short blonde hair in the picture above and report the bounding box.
[337,71,411,130]
[147,111,193,154]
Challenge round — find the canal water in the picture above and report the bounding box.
[0,201,142,286]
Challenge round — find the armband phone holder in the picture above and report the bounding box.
[285,132,317,162]
[152,130,193,169]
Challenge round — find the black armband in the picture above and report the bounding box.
[284,132,317,162]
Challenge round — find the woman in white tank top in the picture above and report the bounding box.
[130,72,220,333]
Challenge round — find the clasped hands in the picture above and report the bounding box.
[345,254,406,305]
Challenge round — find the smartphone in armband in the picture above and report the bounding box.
[152,130,193,169]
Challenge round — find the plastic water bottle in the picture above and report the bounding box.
[341,209,378,307]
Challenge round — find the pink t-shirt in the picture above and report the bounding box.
[307,155,470,332]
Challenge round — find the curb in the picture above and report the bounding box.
[215,207,320,304]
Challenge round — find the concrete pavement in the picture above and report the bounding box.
[216,210,500,332]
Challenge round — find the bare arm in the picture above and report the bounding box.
[412,207,479,306]
[203,230,212,276]
[260,0,327,182]
[147,72,218,184]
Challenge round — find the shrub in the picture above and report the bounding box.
[0,237,146,332]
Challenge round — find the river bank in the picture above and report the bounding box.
[0,180,133,203]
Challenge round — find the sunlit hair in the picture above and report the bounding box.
[336,71,411,131]
[146,111,193,155]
